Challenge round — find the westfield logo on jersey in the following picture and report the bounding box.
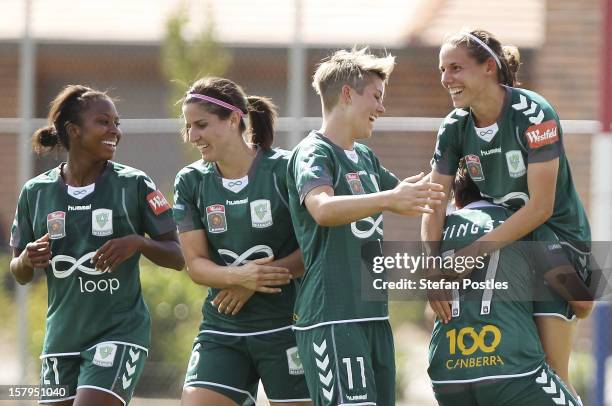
[147,190,171,215]
[525,120,559,149]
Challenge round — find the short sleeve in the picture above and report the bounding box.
[173,169,205,233]
[292,143,334,204]
[431,111,464,176]
[9,186,34,250]
[369,150,399,191]
[138,174,176,237]
[519,99,563,164]
[271,152,291,208]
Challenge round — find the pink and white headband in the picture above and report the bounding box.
[186,93,247,118]
[464,32,502,69]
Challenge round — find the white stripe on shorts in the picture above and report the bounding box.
[184,381,257,403]
[77,385,126,405]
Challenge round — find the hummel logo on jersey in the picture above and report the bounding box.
[226,198,248,205]
[481,147,501,156]
[68,204,91,211]
[525,120,559,149]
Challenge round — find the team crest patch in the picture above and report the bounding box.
[92,209,113,237]
[525,119,559,149]
[250,199,273,228]
[465,155,485,182]
[286,346,304,375]
[93,343,117,367]
[505,150,526,178]
[346,172,365,195]
[47,211,66,239]
[206,204,227,233]
[147,190,171,215]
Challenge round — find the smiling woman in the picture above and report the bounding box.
[422,29,594,404]
[9,85,184,406]
[174,77,311,406]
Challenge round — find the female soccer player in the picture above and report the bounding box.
[428,162,587,406]
[9,85,184,405]
[422,29,593,390]
[174,77,310,406]
[287,47,445,406]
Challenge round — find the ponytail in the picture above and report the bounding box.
[31,125,61,154]
[246,96,277,150]
[501,45,521,87]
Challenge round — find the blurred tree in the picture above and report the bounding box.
[161,0,230,118]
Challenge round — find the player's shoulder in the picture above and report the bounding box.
[110,161,160,189]
[508,86,558,125]
[354,142,381,165]
[111,161,148,180]
[22,166,61,193]
[437,108,470,136]
[176,159,214,181]
[294,131,333,153]
[451,201,511,222]
[262,147,290,165]
[354,142,373,155]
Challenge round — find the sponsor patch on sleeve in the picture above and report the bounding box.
[147,190,171,215]
[525,120,559,149]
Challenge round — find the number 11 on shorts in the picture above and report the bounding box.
[342,357,366,389]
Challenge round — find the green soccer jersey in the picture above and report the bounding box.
[10,161,175,356]
[428,201,568,384]
[287,131,399,329]
[173,148,298,334]
[432,86,590,248]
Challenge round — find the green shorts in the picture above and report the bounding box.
[433,363,579,406]
[533,240,590,320]
[294,319,395,406]
[184,327,310,404]
[40,342,148,405]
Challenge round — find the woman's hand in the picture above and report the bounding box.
[21,233,52,269]
[230,256,292,292]
[91,234,144,272]
[212,286,256,315]
[388,173,445,216]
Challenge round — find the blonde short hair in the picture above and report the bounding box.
[312,47,395,112]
